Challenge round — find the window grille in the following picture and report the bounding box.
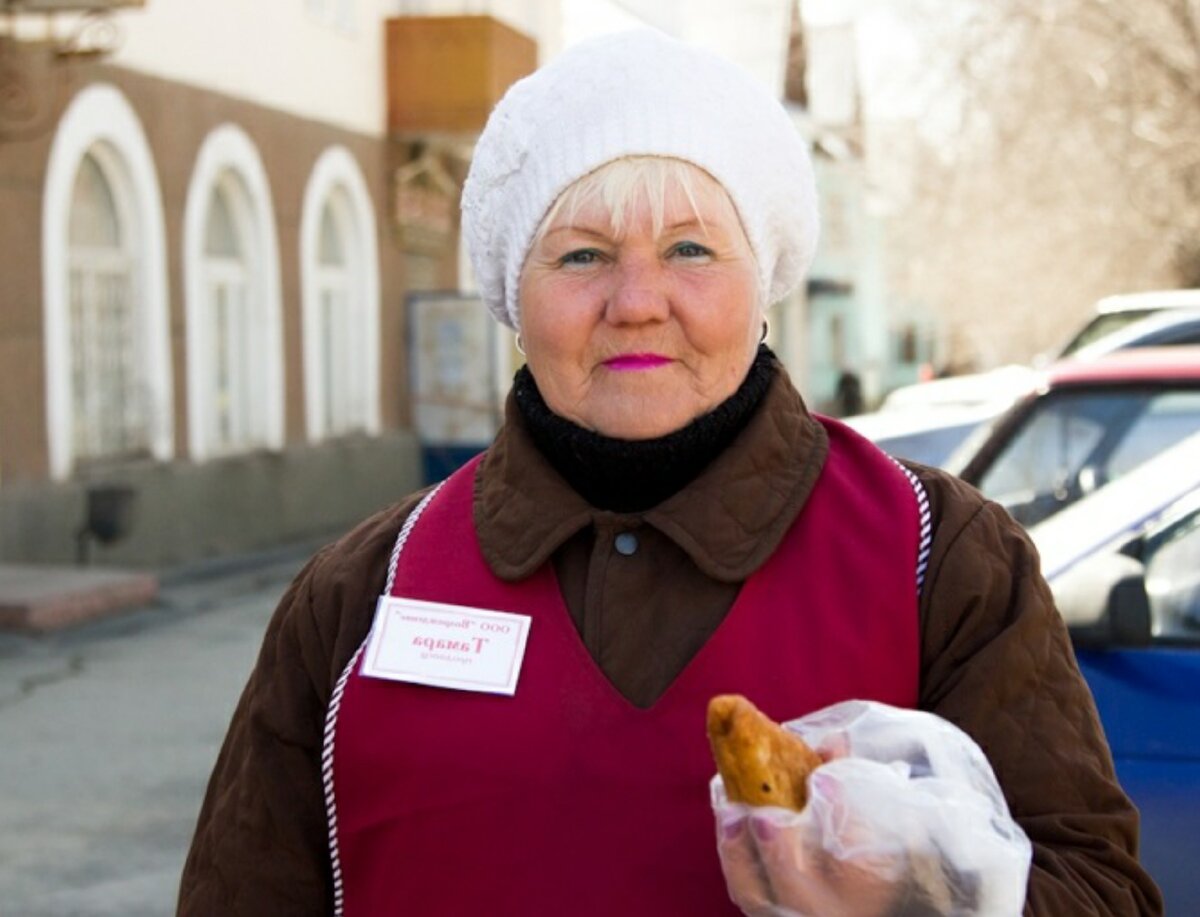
[67,153,149,463]
[315,194,366,436]
[201,181,261,455]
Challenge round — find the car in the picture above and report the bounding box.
[872,294,1200,437]
[880,303,1200,420]
[879,364,1040,415]
[1052,288,1200,360]
[947,347,1200,528]
[843,405,1004,467]
[882,290,1200,421]
[1066,307,1200,361]
[1030,431,1200,616]
[864,366,1039,466]
[1027,434,1200,910]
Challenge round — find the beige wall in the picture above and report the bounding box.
[8,0,394,136]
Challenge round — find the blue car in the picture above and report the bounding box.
[1076,642,1200,912]
[1031,438,1200,910]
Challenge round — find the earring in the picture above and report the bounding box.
[515,334,526,356]
[759,319,770,344]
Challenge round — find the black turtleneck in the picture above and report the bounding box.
[513,346,776,513]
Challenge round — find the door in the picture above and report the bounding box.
[1075,500,1200,909]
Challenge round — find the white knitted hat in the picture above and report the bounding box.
[461,28,819,331]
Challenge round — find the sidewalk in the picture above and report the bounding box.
[0,564,159,632]
[0,537,327,917]
[0,530,333,633]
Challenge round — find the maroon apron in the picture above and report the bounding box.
[326,418,925,916]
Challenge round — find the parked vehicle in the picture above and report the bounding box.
[881,300,1200,420]
[1066,307,1200,361]
[857,316,1200,470]
[947,347,1200,528]
[1053,288,1200,360]
[878,290,1200,430]
[843,405,1003,467]
[1028,434,1200,910]
[879,365,1039,415]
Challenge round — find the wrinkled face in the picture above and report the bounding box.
[518,166,762,440]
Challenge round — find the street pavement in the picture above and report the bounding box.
[0,542,324,917]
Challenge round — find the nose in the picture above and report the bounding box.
[605,255,670,326]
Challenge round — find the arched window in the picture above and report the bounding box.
[314,193,361,435]
[184,125,284,460]
[300,146,380,441]
[201,176,256,451]
[43,84,172,479]
[67,152,146,460]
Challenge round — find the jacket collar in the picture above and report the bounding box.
[474,364,829,583]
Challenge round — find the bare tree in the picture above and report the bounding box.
[886,0,1198,365]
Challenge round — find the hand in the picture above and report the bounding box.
[715,767,910,917]
[712,700,1031,917]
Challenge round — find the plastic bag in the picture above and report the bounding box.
[711,700,1031,917]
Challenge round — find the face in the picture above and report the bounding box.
[518,167,762,440]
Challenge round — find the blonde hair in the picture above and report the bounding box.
[532,156,723,249]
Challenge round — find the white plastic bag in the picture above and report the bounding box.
[712,700,1031,917]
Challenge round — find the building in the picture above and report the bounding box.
[799,11,936,412]
[0,0,837,568]
[0,0,475,566]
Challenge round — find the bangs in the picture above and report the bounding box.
[533,156,710,245]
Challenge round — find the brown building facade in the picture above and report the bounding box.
[0,57,449,566]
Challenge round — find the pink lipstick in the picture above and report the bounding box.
[603,353,671,371]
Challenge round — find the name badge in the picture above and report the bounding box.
[361,596,531,696]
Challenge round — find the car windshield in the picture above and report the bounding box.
[1057,309,1158,357]
[1068,311,1200,360]
[977,386,1200,527]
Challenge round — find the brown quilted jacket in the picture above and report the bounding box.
[178,366,1162,916]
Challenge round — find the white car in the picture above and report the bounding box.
[1064,307,1200,362]
[1052,288,1200,360]
[843,405,1003,468]
[879,290,1200,422]
[1030,430,1200,591]
[879,365,1039,415]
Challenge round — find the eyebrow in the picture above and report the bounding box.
[543,224,612,239]
[544,216,711,238]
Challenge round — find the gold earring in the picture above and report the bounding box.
[759,319,770,344]
[515,334,526,356]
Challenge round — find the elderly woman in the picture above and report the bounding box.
[178,30,1160,917]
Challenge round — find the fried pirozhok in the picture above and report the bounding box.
[707,694,823,811]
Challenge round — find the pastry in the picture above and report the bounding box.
[707,694,823,810]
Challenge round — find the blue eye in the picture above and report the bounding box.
[560,249,601,266]
[673,241,712,259]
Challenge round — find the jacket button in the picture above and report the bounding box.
[614,532,639,556]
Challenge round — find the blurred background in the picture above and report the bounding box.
[5,0,1196,568]
[2,1,1199,913]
